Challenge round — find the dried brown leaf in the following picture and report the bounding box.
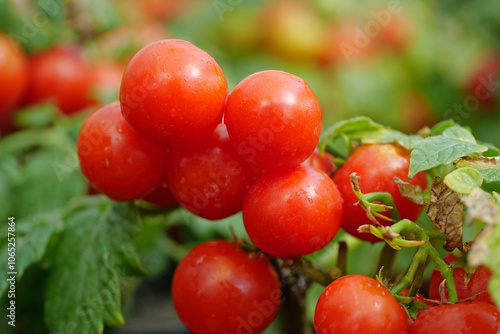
[455,156,500,168]
[427,177,465,252]
[461,188,500,225]
[468,226,495,268]
[463,189,500,267]
[395,177,426,205]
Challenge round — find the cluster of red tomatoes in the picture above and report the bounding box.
[0,32,123,133]
[75,39,499,333]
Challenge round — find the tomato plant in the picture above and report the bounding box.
[332,143,428,242]
[243,166,342,258]
[26,46,93,115]
[166,123,256,220]
[120,39,228,147]
[315,275,409,334]
[3,2,500,331]
[224,70,322,171]
[172,240,281,334]
[409,302,500,334]
[77,101,166,201]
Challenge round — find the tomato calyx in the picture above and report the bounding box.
[350,172,400,222]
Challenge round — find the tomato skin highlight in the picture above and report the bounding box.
[172,240,281,334]
[77,101,166,201]
[224,70,322,171]
[243,166,342,258]
[429,253,494,304]
[166,124,256,220]
[409,302,500,334]
[120,39,228,148]
[332,143,428,242]
[0,33,29,130]
[26,46,93,114]
[314,275,409,334]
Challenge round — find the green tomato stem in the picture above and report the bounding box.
[391,246,428,295]
[376,243,398,278]
[337,241,348,276]
[364,192,402,221]
[426,243,459,303]
[290,258,336,287]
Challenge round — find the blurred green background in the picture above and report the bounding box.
[0,0,499,333]
[1,0,499,143]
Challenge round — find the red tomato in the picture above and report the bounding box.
[26,46,93,114]
[87,61,125,106]
[120,39,227,147]
[243,166,342,258]
[142,176,177,207]
[319,21,382,66]
[140,0,193,21]
[172,240,281,334]
[399,91,437,134]
[409,302,500,334]
[260,0,327,63]
[224,70,322,171]
[0,33,29,131]
[301,147,336,175]
[467,52,500,111]
[378,10,415,53]
[166,124,255,220]
[429,253,493,304]
[332,143,428,243]
[77,102,166,201]
[315,275,409,334]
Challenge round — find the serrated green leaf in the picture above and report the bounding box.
[409,136,488,177]
[444,167,483,194]
[45,197,145,334]
[442,126,476,144]
[320,116,420,152]
[455,157,500,183]
[321,117,385,139]
[0,155,17,219]
[429,120,460,136]
[9,148,86,219]
[0,212,62,296]
[358,129,422,150]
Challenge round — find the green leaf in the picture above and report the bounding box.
[454,157,500,183]
[358,129,423,150]
[9,148,86,219]
[0,212,63,296]
[444,167,483,194]
[321,117,385,140]
[14,103,58,128]
[485,222,500,306]
[494,192,500,204]
[320,116,420,153]
[442,126,476,144]
[429,120,460,136]
[409,136,488,177]
[478,141,500,157]
[45,197,145,334]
